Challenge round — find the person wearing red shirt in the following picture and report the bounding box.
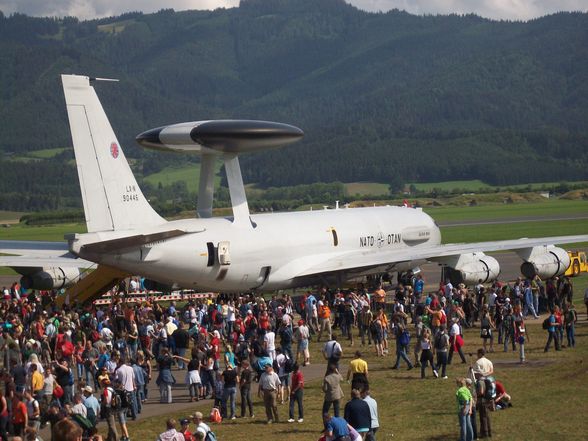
[11,393,27,436]
[209,331,221,369]
[288,363,304,423]
[494,380,512,409]
[259,310,270,332]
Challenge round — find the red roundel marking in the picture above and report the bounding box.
[110,142,119,159]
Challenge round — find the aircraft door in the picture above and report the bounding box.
[218,241,231,265]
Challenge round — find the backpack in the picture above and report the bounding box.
[284,355,294,373]
[209,406,222,423]
[109,388,122,410]
[435,333,448,350]
[484,376,497,400]
[399,330,410,346]
[205,430,218,441]
[86,405,97,425]
[72,412,94,432]
[542,317,551,330]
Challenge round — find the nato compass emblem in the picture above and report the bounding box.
[377,232,385,248]
[110,142,119,159]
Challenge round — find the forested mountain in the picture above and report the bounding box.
[1,0,587,211]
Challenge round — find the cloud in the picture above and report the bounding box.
[0,0,586,20]
[0,1,239,20]
[350,0,588,20]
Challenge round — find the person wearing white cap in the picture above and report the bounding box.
[82,385,100,425]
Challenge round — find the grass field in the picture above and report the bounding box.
[345,182,390,196]
[144,163,223,193]
[0,211,26,222]
[440,219,588,244]
[408,180,588,192]
[122,277,588,441]
[425,199,588,223]
[27,147,69,159]
[0,223,86,241]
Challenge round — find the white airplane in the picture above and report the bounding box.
[1,74,586,306]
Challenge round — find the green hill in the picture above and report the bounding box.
[0,0,587,211]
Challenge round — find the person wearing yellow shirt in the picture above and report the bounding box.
[30,364,44,399]
[346,351,369,391]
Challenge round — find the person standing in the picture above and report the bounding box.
[391,325,413,370]
[323,336,343,369]
[317,300,333,342]
[344,389,371,438]
[361,387,379,441]
[239,360,254,418]
[346,351,369,391]
[322,364,344,417]
[448,318,467,365]
[287,363,304,423]
[156,348,176,404]
[456,378,474,441]
[434,325,450,379]
[419,328,439,379]
[295,320,310,366]
[543,308,561,352]
[513,306,529,364]
[258,363,280,424]
[563,302,577,348]
[221,364,238,420]
[115,359,137,420]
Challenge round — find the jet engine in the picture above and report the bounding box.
[519,246,570,279]
[20,267,80,290]
[439,252,500,285]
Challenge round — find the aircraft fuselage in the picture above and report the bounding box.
[74,205,440,292]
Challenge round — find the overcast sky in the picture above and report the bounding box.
[1,0,586,21]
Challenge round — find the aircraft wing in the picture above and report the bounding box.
[293,235,588,278]
[0,240,92,268]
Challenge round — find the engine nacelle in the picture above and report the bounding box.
[520,246,570,279]
[20,267,80,291]
[143,279,175,293]
[440,253,500,285]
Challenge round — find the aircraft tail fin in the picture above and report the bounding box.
[61,74,165,232]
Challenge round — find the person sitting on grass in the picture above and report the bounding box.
[157,418,185,441]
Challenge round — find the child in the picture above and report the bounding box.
[179,418,192,441]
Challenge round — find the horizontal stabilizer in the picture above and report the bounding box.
[57,264,128,307]
[0,254,92,268]
[81,229,198,254]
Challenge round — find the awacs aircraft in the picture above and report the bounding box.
[1,74,587,306]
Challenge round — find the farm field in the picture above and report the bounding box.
[344,182,390,196]
[408,179,588,192]
[120,277,588,441]
[425,199,588,223]
[143,162,223,193]
[440,219,588,245]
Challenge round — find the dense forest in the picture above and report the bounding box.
[0,0,587,211]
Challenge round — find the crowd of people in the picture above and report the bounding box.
[0,270,582,441]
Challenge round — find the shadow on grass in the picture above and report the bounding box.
[425,433,456,441]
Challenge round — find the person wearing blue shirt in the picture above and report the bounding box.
[82,386,100,425]
[544,309,561,352]
[323,413,351,441]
